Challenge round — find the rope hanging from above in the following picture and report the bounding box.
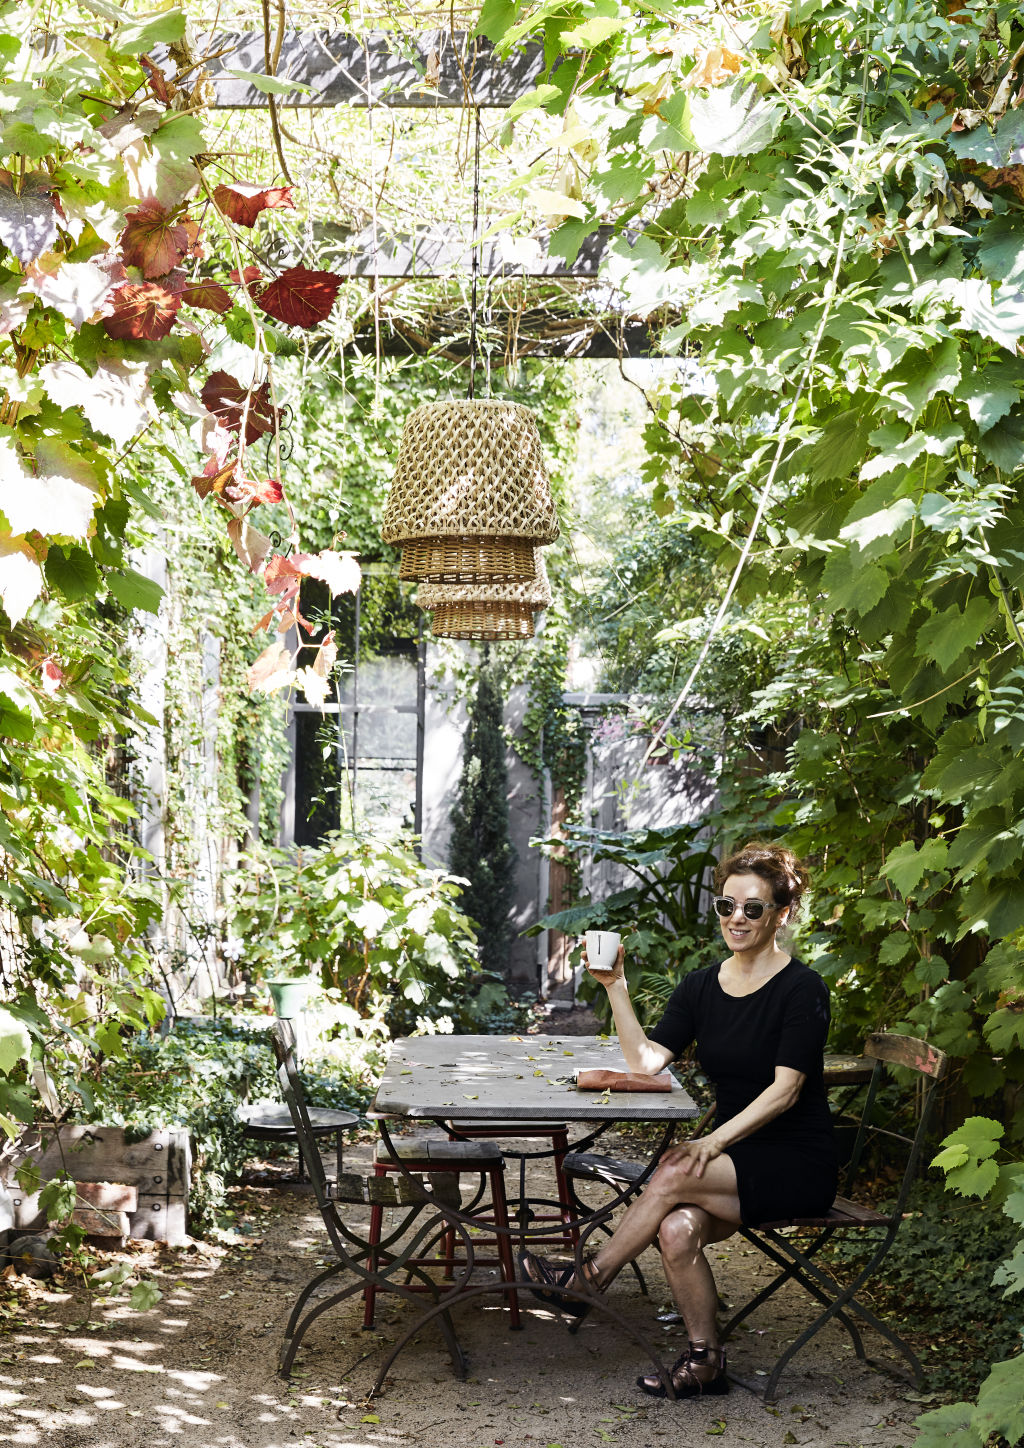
[417,549,552,639]
[378,109,560,587]
[380,398,559,582]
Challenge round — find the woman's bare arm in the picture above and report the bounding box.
[587,946,676,1075]
[665,1066,806,1176]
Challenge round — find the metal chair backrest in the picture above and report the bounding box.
[270,1019,334,1206]
[843,1031,949,1221]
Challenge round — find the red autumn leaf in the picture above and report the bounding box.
[312,629,338,680]
[199,370,277,445]
[103,281,181,340]
[181,216,204,259]
[213,182,295,227]
[229,264,263,285]
[305,548,360,596]
[120,201,189,279]
[250,476,284,506]
[181,280,233,314]
[139,54,173,104]
[255,266,342,329]
[40,657,64,694]
[247,639,295,694]
[190,456,238,500]
[263,552,310,595]
[221,472,282,512]
[262,553,315,632]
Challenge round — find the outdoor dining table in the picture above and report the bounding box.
[368,1032,701,1391]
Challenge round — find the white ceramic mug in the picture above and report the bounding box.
[584,930,622,971]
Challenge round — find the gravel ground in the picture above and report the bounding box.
[0,1132,929,1448]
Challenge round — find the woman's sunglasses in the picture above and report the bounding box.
[712,896,778,921]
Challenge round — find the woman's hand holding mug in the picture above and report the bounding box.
[582,929,625,986]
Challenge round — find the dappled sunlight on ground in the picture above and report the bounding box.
[0,1153,924,1448]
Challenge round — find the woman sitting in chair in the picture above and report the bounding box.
[519,841,838,1400]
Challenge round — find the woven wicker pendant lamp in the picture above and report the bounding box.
[381,398,559,583]
[378,111,559,585]
[418,550,552,640]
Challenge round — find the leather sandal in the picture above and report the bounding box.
[637,1341,729,1399]
[517,1250,601,1321]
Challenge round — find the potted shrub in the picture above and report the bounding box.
[226,851,322,1017]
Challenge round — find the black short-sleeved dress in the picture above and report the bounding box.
[647,958,838,1226]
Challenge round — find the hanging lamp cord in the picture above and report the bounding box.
[468,106,481,401]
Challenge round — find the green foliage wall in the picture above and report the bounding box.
[449,664,518,974]
[479,0,1024,1431]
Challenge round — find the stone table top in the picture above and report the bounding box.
[371,1034,701,1122]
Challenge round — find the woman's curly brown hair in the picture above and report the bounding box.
[714,841,810,920]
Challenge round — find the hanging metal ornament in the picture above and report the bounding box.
[379,110,559,584]
[417,550,552,640]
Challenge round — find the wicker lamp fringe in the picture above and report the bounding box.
[381,399,559,583]
[429,599,536,639]
[417,550,551,610]
[418,551,551,640]
[399,536,535,583]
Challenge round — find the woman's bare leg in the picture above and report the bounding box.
[658,1205,737,1344]
[590,1152,742,1291]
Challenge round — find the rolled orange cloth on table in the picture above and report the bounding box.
[575,1069,673,1092]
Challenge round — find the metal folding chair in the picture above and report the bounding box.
[270,1022,473,1378]
[722,1031,949,1400]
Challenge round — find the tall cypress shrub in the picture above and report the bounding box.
[449,662,517,974]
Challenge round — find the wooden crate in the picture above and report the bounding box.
[2,1125,191,1246]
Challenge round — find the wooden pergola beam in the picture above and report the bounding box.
[187,29,548,109]
[349,312,666,359]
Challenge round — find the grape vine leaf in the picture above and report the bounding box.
[819,548,890,616]
[226,517,273,573]
[686,82,781,157]
[0,538,43,625]
[212,183,295,227]
[22,257,118,327]
[880,838,950,896]
[120,202,188,278]
[915,597,994,671]
[295,665,331,708]
[0,437,98,540]
[0,171,58,265]
[128,1281,163,1311]
[199,371,276,443]
[248,639,295,694]
[958,361,1021,432]
[0,1006,31,1081]
[113,9,186,56]
[103,281,182,340]
[978,408,1024,471]
[255,266,343,329]
[950,108,1024,169]
[107,567,162,614]
[954,278,1024,352]
[304,549,361,595]
[44,544,99,602]
[180,280,232,314]
[41,358,153,449]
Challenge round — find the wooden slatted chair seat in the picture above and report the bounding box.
[374,1137,505,1166]
[330,1170,462,1210]
[753,1196,891,1231]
